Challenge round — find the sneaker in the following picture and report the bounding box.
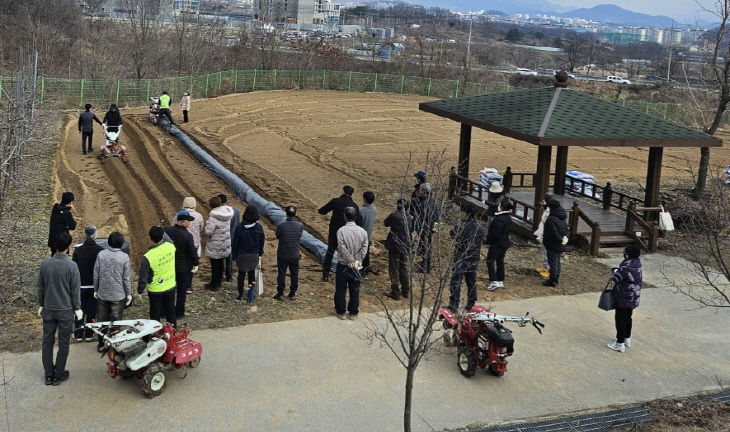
[607,341,625,353]
[288,294,296,301]
[322,274,330,282]
[272,294,284,301]
[45,375,54,385]
[486,282,500,291]
[84,337,94,342]
[336,314,347,320]
[497,281,504,288]
[74,337,83,342]
[52,370,70,386]
[542,279,557,287]
[384,291,400,300]
[624,338,631,347]
[348,314,358,320]
[186,289,193,294]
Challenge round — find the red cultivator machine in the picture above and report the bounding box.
[439,305,544,377]
[86,319,202,397]
[97,124,127,163]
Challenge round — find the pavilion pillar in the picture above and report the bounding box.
[554,145,568,195]
[458,123,472,180]
[533,145,552,230]
[644,146,663,219]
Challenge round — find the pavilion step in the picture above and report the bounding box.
[597,235,636,246]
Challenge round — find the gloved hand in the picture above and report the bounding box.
[137,293,144,302]
[536,236,543,244]
[93,291,99,299]
[125,295,132,306]
[74,309,83,321]
[191,266,199,274]
[561,236,569,245]
[37,306,43,317]
[350,260,363,271]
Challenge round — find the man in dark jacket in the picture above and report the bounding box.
[411,171,426,201]
[218,193,239,282]
[542,195,570,287]
[383,199,413,300]
[48,192,77,256]
[274,206,304,301]
[164,210,199,318]
[485,201,513,291]
[71,225,104,341]
[38,233,82,386]
[78,103,102,155]
[413,183,438,272]
[447,205,485,311]
[318,185,361,282]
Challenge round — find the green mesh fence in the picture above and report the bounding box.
[3,69,718,128]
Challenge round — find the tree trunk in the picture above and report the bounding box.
[694,147,710,198]
[404,366,415,432]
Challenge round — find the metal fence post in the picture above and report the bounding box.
[189,75,193,93]
[348,71,352,91]
[115,79,120,104]
[80,78,85,107]
[234,70,238,93]
[664,103,668,119]
[146,79,150,102]
[455,80,460,98]
[205,74,209,97]
[400,74,405,94]
[0,76,3,102]
[484,83,488,94]
[298,68,302,88]
[322,70,326,90]
[374,73,378,92]
[218,71,222,91]
[40,76,45,104]
[274,69,278,89]
[253,69,257,91]
[427,78,432,97]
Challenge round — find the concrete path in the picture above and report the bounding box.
[2,253,729,432]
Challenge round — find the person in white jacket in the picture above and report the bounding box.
[180,91,191,123]
[533,200,550,279]
[179,196,204,258]
[204,196,234,291]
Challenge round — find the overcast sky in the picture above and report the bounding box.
[552,0,716,23]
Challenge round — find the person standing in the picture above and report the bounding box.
[159,91,175,125]
[180,196,205,263]
[485,201,513,291]
[78,103,102,155]
[411,171,427,201]
[447,205,485,311]
[72,225,104,342]
[484,182,507,220]
[232,206,265,304]
[533,200,551,279]
[274,206,303,301]
[164,211,199,318]
[607,245,642,353]
[204,196,233,291]
[93,232,132,351]
[334,207,368,320]
[138,226,177,327]
[102,103,123,133]
[359,191,378,275]
[541,195,570,287]
[180,91,191,123]
[318,185,360,282]
[383,199,413,301]
[38,233,82,386]
[413,183,438,273]
[218,193,240,283]
[48,192,77,256]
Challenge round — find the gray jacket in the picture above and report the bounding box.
[94,248,132,301]
[37,254,81,311]
[360,204,377,240]
[205,206,234,259]
[276,217,304,261]
[336,222,369,267]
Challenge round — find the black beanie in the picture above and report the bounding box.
[61,191,75,205]
[624,245,641,259]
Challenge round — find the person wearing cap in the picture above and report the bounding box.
[179,197,204,260]
[138,226,178,327]
[411,171,427,201]
[78,103,103,155]
[164,211,199,318]
[485,200,513,291]
[541,195,570,287]
[180,91,191,123]
[318,185,361,282]
[48,192,77,256]
[607,245,642,353]
[484,181,507,219]
[159,91,174,125]
[447,205,485,311]
[71,225,104,341]
[232,206,265,304]
[93,231,132,350]
[274,205,303,301]
[412,182,438,273]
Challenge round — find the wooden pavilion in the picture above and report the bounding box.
[419,80,722,254]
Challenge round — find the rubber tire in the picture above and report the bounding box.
[488,363,505,377]
[142,363,167,398]
[457,347,477,378]
[188,356,201,368]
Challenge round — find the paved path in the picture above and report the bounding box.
[2,253,729,432]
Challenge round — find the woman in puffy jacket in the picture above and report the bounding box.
[204,196,233,291]
[607,245,642,353]
[232,206,265,304]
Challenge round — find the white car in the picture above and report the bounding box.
[553,70,576,79]
[516,68,538,76]
[606,75,631,84]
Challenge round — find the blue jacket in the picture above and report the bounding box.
[232,222,265,257]
[611,257,642,309]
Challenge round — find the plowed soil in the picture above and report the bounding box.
[50,90,730,328]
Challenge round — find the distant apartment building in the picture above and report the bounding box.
[173,0,200,14]
[639,28,664,44]
[256,0,340,26]
[314,0,340,25]
[367,27,394,40]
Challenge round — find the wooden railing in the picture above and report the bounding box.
[508,195,537,225]
[569,201,601,256]
[624,202,661,252]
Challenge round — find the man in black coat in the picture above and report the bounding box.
[48,192,77,256]
[413,183,438,272]
[71,225,104,341]
[447,205,485,311]
[485,201,513,291]
[383,199,413,300]
[318,185,361,282]
[164,211,199,318]
[274,206,304,301]
[542,195,570,287]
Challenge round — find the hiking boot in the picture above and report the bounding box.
[272,294,284,301]
[384,291,400,301]
[542,279,557,287]
[53,370,70,386]
[45,375,54,386]
[607,341,625,353]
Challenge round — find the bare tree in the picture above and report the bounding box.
[121,0,163,79]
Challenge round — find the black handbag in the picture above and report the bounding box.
[598,280,615,311]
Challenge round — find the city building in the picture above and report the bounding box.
[256,0,340,27]
[173,0,201,14]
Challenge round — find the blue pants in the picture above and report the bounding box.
[335,264,361,316]
[81,131,93,154]
[449,271,477,310]
[277,257,300,297]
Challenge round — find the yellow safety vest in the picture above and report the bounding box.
[144,242,176,293]
[159,94,171,109]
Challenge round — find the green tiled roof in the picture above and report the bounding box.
[419,87,722,147]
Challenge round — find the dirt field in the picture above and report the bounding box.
[37,90,729,342]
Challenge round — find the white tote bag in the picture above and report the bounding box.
[255,257,264,295]
[658,206,674,232]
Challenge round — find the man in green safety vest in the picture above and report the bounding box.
[158,91,175,125]
[137,226,177,326]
